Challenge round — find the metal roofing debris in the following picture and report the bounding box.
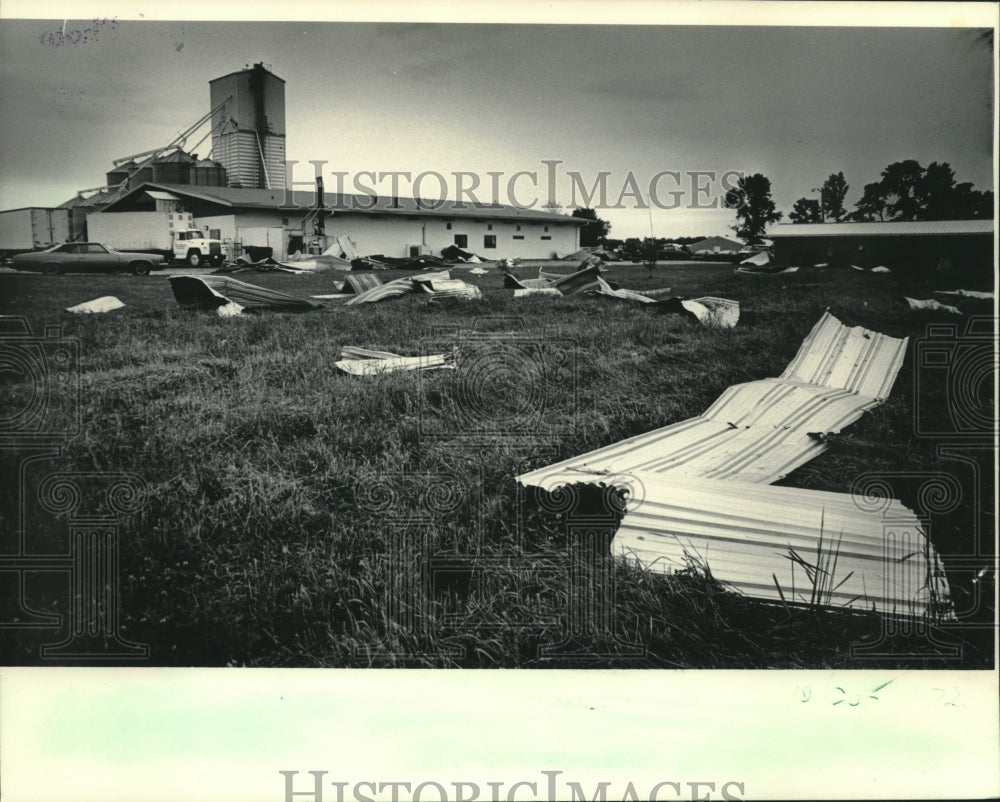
[413,277,483,301]
[934,289,994,300]
[335,346,455,376]
[440,244,483,263]
[736,263,799,275]
[905,297,962,314]
[168,275,322,313]
[769,219,994,238]
[340,274,383,295]
[340,270,477,305]
[852,264,892,274]
[678,297,740,329]
[519,311,907,487]
[66,296,125,314]
[739,250,771,267]
[513,287,562,298]
[336,236,361,261]
[531,471,952,619]
[278,243,353,271]
[518,311,951,619]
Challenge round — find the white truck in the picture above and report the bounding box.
[86,210,225,267]
[0,207,71,259]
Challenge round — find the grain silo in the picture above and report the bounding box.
[209,63,286,189]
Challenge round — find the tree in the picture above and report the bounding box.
[849,181,890,221]
[572,207,611,247]
[789,197,822,224]
[848,160,993,222]
[820,171,849,222]
[622,237,643,261]
[728,173,782,243]
[879,160,925,220]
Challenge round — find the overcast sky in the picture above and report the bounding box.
[0,12,995,238]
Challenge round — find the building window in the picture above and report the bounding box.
[516,225,522,231]
[446,223,452,230]
[484,235,496,249]
[544,226,549,232]
[513,235,525,240]
[454,234,468,248]
[487,224,493,231]
[541,236,551,240]
[282,217,289,225]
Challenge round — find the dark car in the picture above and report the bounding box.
[11,242,166,276]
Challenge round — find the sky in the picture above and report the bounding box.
[0,5,995,238]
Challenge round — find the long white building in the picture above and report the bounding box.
[98,182,584,260]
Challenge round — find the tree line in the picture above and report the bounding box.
[789,161,993,224]
[569,158,991,250]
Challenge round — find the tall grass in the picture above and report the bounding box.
[0,263,993,667]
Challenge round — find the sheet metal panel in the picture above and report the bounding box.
[519,312,906,486]
[530,470,952,619]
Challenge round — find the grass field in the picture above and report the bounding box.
[0,260,995,667]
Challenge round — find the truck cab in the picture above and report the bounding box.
[174,229,224,267]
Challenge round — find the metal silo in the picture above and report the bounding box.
[209,63,286,189]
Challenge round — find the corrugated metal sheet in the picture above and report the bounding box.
[516,311,952,618]
[517,311,952,618]
[520,312,907,486]
[529,470,952,619]
[169,275,321,311]
[769,220,993,238]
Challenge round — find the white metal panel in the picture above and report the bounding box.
[529,470,952,619]
[519,312,907,487]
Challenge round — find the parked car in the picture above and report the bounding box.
[11,242,167,276]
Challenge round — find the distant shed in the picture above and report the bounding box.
[688,235,744,255]
[768,220,995,276]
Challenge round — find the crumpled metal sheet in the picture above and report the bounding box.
[679,297,740,328]
[526,470,953,619]
[335,347,454,376]
[905,297,962,314]
[66,296,125,314]
[412,277,483,301]
[169,275,322,312]
[934,289,994,300]
[739,250,771,266]
[519,312,908,486]
[516,312,953,618]
[344,270,451,305]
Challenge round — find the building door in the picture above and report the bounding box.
[454,234,468,248]
[238,226,286,259]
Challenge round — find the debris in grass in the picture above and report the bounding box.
[526,470,952,619]
[905,297,962,314]
[934,289,994,300]
[335,346,455,375]
[519,311,907,487]
[518,311,950,620]
[169,275,323,313]
[65,296,125,314]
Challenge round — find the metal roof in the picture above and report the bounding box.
[768,219,994,237]
[535,470,951,619]
[516,312,950,618]
[519,312,908,486]
[100,182,587,225]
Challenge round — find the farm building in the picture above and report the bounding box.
[96,182,584,260]
[688,235,744,255]
[768,220,995,277]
